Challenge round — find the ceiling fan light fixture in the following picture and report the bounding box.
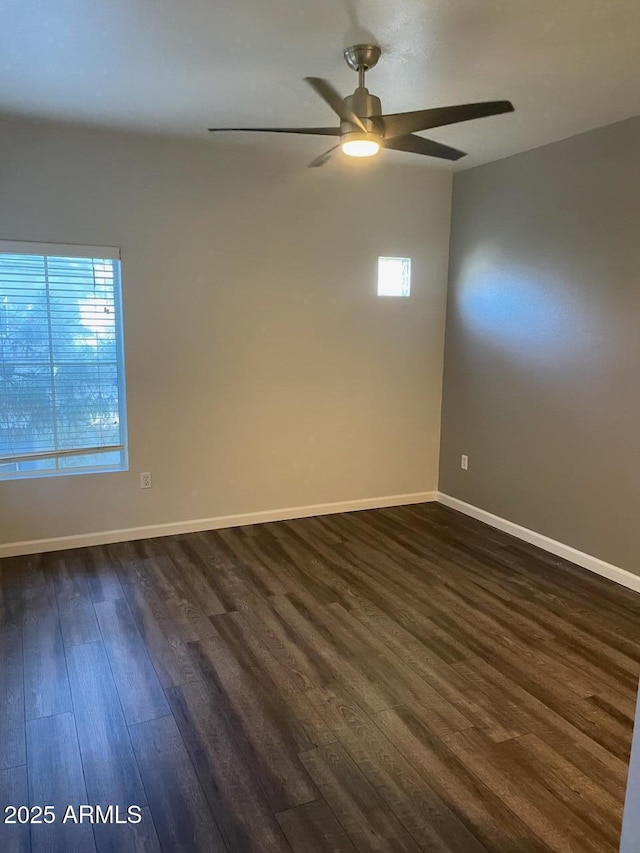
[341,133,381,158]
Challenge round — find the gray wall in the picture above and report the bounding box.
[439,116,640,574]
[0,117,452,549]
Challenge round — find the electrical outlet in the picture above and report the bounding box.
[461,454,469,471]
[140,472,152,489]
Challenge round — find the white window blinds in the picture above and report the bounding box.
[0,241,128,479]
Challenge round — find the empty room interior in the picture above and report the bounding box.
[1,1,639,851]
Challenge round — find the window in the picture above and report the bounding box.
[378,256,411,297]
[0,241,128,479]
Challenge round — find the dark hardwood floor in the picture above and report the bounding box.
[0,502,638,852]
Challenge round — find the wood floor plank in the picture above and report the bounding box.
[232,598,332,692]
[430,609,598,704]
[167,680,291,852]
[590,688,637,725]
[223,610,315,695]
[515,589,640,665]
[448,575,638,689]
[183,533,268,613]
[27,712,96,853]
[556,694,632,761]
[120,580,203,688]
[276,798,357,852]
[323,602,474,738]
[52,552,101,647]
[0,765,30,853]
[335,562,473,664]
[94,598,170,725]
[502,732,621,847]
[83,545,124,604]
[300,742,421,852]
[445,727,609,853]
[270,593,396,715]
[128,714,226,853]
[453,655,629,797]
[0,557,25,624]
[92,806,161,853]
[307,684,487,852]
[285,522,422,615]
[344,604,524,742]
[216,611,336,747]
[192,623,318,810]
[0,618,25,769]
[248,528,342,605]
[376,705,553,852]
[106,541,153,586]
[22,591,72,720]
[57,589,101,648]
[66,641,146,809]
[161,539,227,617]
[215,527,289,598]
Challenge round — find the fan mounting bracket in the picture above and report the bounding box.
[343,44,382,73]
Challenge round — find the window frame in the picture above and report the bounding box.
[0,240,129,481]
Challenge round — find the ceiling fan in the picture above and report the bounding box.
[208,44,514,167]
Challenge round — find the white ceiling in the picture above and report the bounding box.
[1,0,639,169]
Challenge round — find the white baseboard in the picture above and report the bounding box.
[8,489,636,596]
[438,492,640,594]
[0,490,438,558]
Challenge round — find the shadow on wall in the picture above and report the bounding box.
[342,0,379,50]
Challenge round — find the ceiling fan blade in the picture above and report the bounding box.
[208,126,341,135]
[308,144,341,168]
[384,134,466,161]
[304,77,367,133]
[377,101,514,139]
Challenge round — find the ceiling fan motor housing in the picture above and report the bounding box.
[342,88,383,136]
